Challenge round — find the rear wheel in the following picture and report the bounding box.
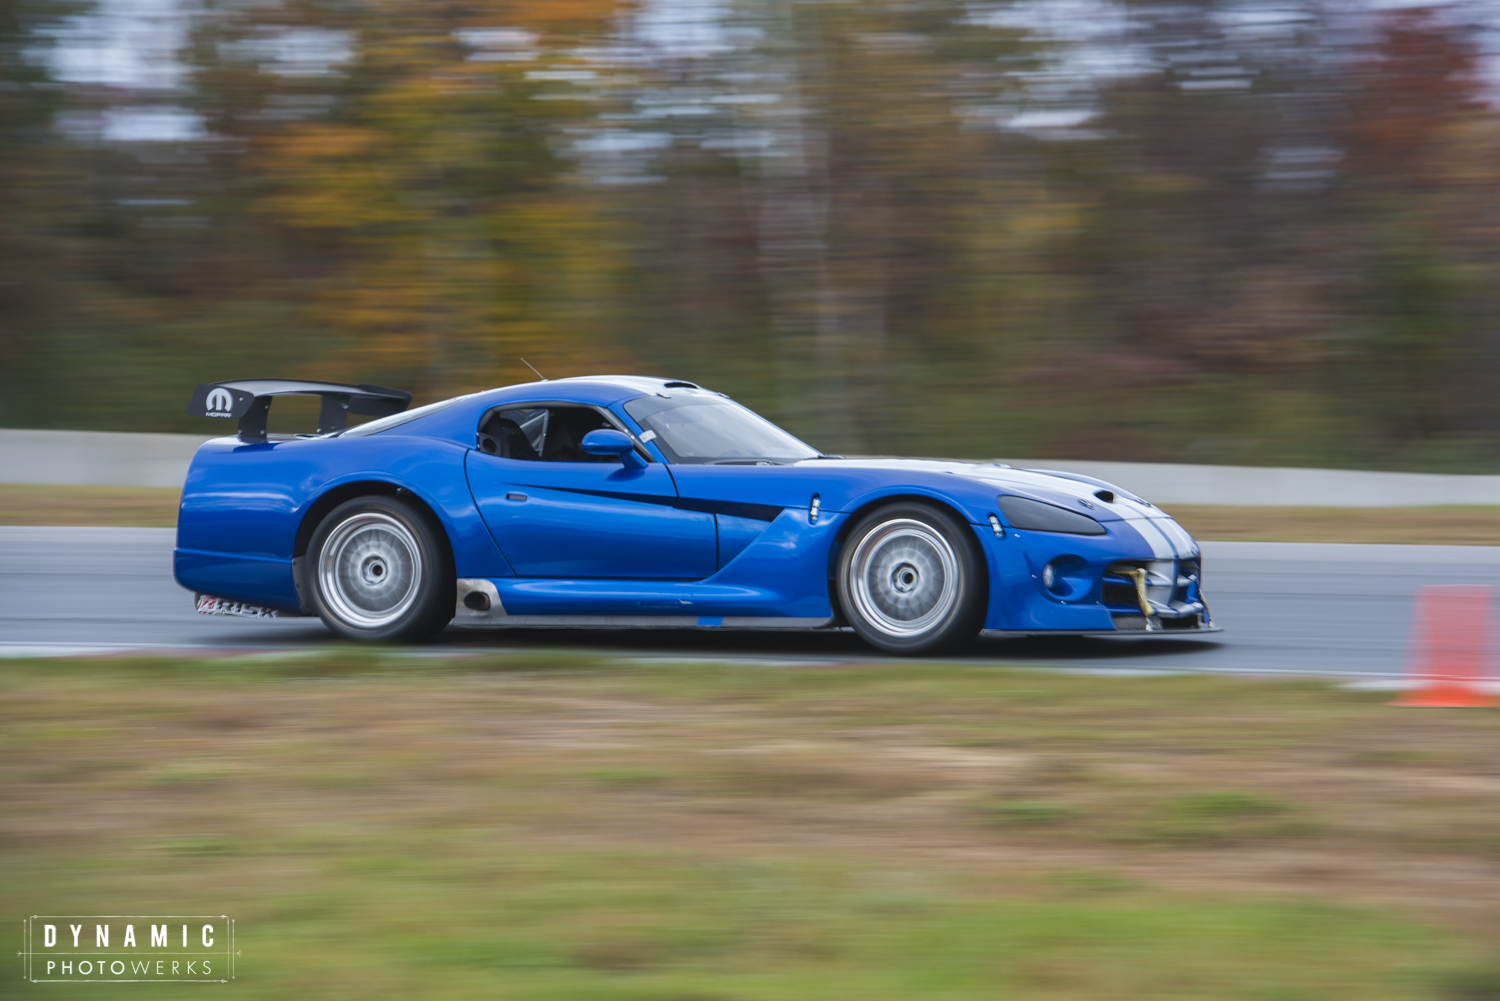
[836,502,987,654]
[306,495,454,641]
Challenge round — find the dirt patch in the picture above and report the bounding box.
[1166,504,1500,545]
[0,484,180,526]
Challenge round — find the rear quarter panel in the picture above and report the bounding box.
[174,434,505,610]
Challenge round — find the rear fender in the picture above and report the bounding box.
[175,435,509,609]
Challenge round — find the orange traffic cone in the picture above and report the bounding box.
[1394,584,1497,707]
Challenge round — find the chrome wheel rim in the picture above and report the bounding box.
[318,512,422,629]
[847,518,959,638]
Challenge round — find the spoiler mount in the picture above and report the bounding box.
[188,379,412,441]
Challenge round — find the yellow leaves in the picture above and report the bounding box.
[502,0,631,35]
[235,0,637,395]
[267,123,381,162]
[257,125,404,230]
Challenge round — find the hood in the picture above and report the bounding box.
[796,457,1197,558]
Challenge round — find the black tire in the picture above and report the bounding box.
[835,501,988,655]
[305,495,455,642]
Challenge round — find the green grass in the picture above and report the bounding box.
[4,851,1473,1000]
[4,653,1500,999]
[982,800,1082,826]
[1134,791,1316,847]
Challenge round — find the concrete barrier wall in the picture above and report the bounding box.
[0,430,214,489]
[996,459,1500,508]
[5,428,1500,506]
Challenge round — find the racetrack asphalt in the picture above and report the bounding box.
[3,525,1498,676]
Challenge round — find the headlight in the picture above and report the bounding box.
[998,495,1106,536]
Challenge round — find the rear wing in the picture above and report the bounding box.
[188,379,412,441]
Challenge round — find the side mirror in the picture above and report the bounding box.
[581,429,647,469]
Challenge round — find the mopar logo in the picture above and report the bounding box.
[205,387,234,416]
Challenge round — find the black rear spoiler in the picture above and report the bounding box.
[188,379,412,441]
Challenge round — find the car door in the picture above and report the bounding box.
[465,403,717,579]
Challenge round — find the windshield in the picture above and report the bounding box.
[623,393,818,464]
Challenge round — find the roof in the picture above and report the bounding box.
[468,375,713,408]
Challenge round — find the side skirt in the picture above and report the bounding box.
[981,626,1224,638]
[452,578,834,630]
[450,614,837,631]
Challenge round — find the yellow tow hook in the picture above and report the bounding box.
[1119,567,1155,629]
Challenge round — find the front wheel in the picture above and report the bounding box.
[835,502,988,654]
[306,495,454,642]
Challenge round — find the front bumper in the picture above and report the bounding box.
[1105,609,1217,633]
[1101,557,1213,632]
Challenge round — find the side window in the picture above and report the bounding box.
[477,406,619,463]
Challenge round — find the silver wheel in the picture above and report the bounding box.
[317,511,423,630]
[846,518,960,638]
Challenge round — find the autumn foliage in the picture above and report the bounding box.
[4,0,1500,470]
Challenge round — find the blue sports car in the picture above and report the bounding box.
[177,375,1216,653]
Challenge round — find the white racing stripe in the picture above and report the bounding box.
[962,464,1201,559]
[1150,516,1198,557]
[1125,516,1176,558]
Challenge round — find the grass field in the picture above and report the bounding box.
[4,652,1500,999]
[4,485,1500,544]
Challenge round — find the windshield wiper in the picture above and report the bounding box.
[708,458,788,465]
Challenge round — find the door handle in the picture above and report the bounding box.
[506,492,527,502]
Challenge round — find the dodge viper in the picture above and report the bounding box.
[177,375,1216,653]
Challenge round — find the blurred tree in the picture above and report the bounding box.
[610,0,1046,453]
[1029,1,1500,469]
[1333,7,1497,462]
[7,0,1500,472]
[0,0,88,426]
[1035,0,1349,464]
[1343,7,1484,188]
[184,0,636,402]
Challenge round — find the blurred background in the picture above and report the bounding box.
[10,8,1500,993]
[4,0,1500,467]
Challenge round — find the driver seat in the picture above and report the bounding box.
[480,416,541,461]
